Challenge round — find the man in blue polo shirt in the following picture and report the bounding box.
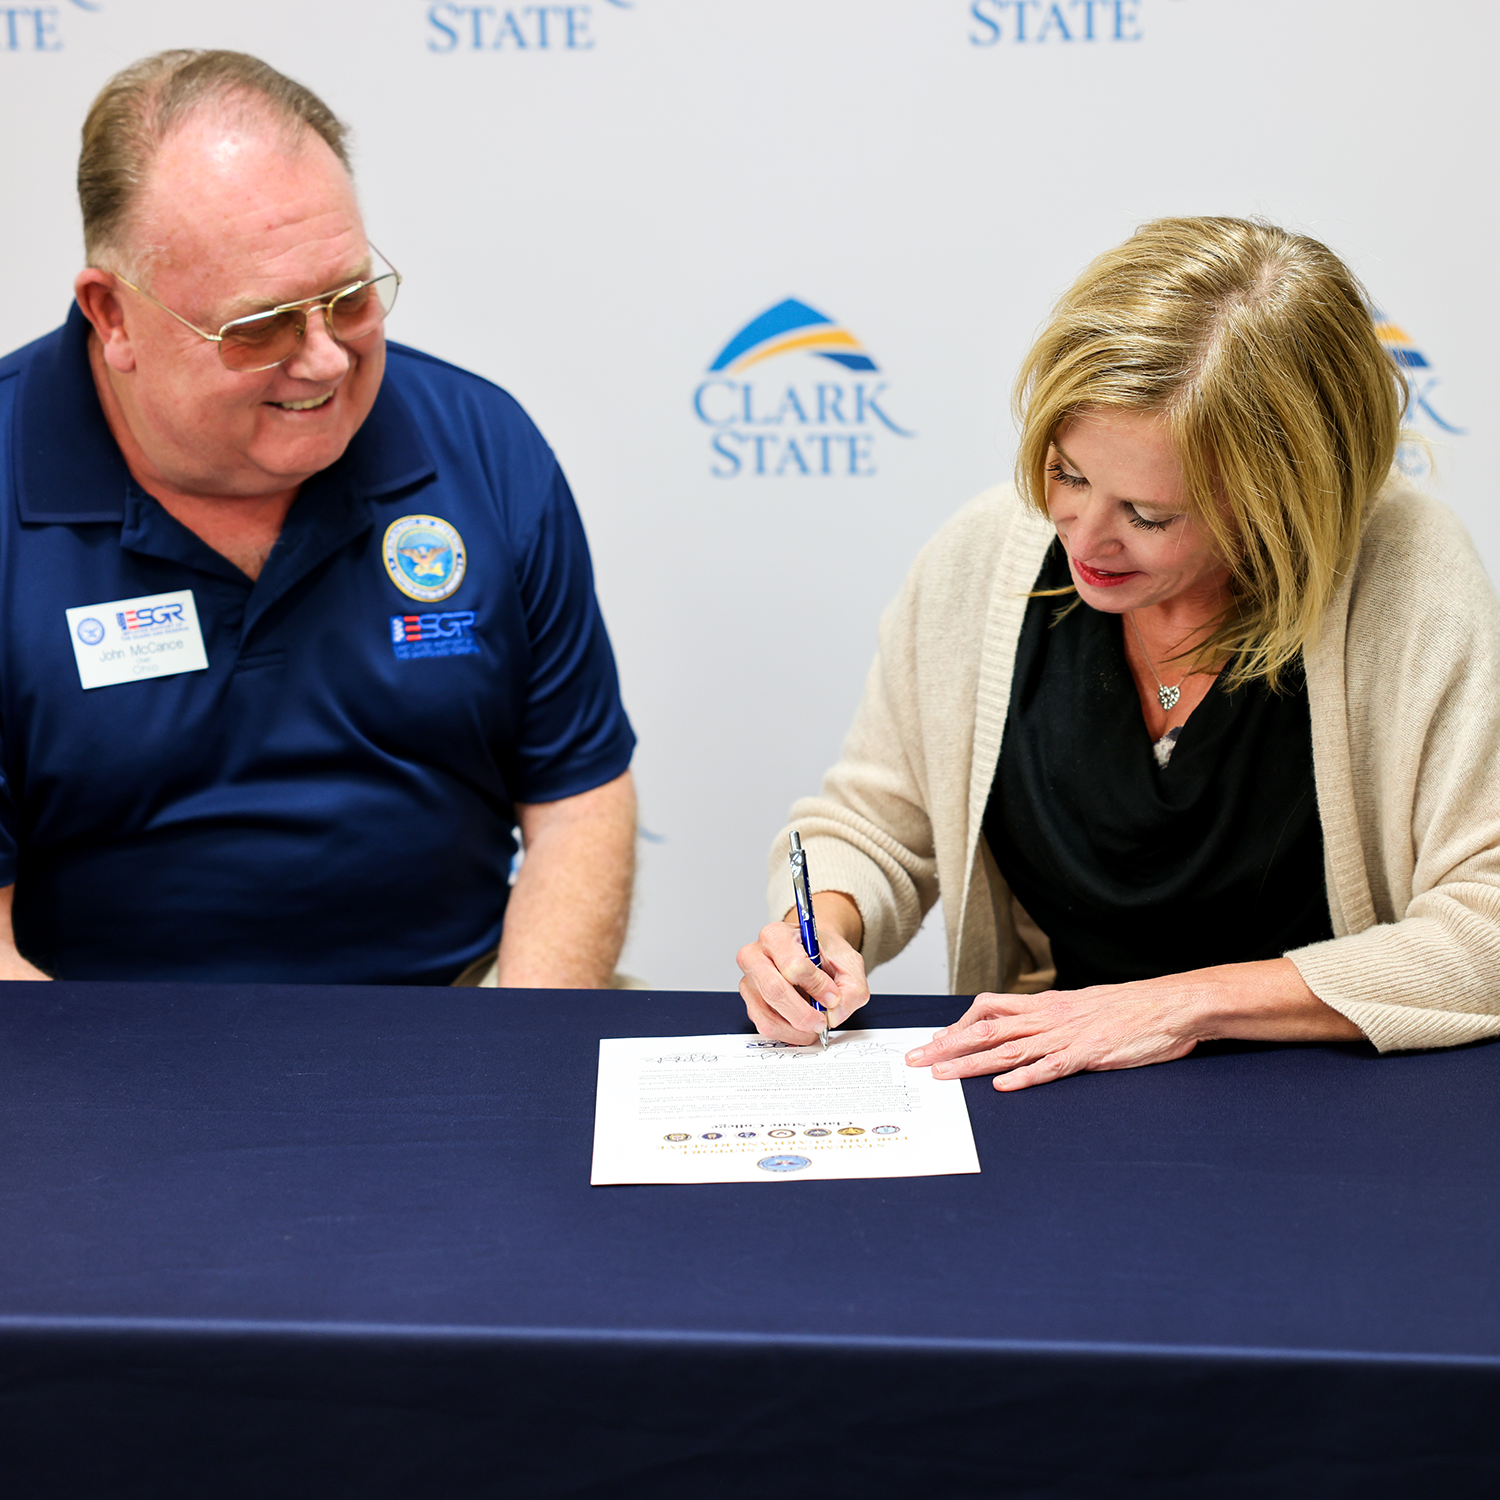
[0,50,637,986]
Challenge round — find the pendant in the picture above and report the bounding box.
[1157,684,1181,712]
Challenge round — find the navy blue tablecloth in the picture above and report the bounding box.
[2,982,1499,1497]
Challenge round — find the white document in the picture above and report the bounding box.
[591,1028,981,1185]
[65,591,209,690]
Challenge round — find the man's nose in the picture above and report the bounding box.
[282,305,351,383]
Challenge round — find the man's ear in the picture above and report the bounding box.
[74,270,136,373]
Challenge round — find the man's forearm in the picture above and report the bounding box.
[0,885,51,981]
[495,771,636,988]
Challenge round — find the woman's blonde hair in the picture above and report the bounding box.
[1013,216,1404,688]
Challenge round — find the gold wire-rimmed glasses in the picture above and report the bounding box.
[110,246,401,374]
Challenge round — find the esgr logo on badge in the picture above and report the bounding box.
[117,603,186,634]
[383,515,468,602]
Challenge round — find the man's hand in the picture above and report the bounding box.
[904,958,1362,1092]
[737,891,870,1043]
[494,771,636,988]
[0,885,50,981]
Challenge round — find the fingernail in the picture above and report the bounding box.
[933,1027,948,1038]
[933,1064,951,1077]
[906,1048,926,1063]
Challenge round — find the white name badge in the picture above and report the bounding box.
[65,590,210,691]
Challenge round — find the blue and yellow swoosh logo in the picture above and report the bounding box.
[1374,314,1430,369]
[708,298,878,373]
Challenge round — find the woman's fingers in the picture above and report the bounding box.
[816,931,871,1027]
[740,979,822,1045]
[736,921,846,1039]
[941,991,1030,1035]
[736,948,824,1036]
[992,1051,1078,1091]
[907,1007,1043,1068]
[927,1029,1058,1080]
[734,916,872,1046]
[907,979,1203,1088]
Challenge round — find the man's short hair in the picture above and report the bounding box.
[78,49,351,274]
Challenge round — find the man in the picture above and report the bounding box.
[0,50,636,986]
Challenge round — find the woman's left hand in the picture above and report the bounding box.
[905,959,1363,1091]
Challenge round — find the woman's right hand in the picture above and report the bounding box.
[736,892,871,1044]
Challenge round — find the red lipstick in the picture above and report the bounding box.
[1072,559,1140,589]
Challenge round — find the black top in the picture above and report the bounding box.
[983,541,1333,990]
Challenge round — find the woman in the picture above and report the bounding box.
[736,216,1500,1091]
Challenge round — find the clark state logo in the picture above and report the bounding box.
[694,298,914,479]
[427,0,633,52]
[5,0,98,53]
[383,515,468,602]
[970,0,1144,46]
[1375,314,1466,479]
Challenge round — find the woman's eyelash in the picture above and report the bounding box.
[1048,460,1173,531]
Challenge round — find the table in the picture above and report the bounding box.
[2,982,1499,1498]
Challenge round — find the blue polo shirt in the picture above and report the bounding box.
[0,306,635,984]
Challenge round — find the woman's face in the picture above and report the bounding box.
[1046,409,1232,616]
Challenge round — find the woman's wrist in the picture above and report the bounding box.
[1189,958,1363,1043]
[780,890,864,952]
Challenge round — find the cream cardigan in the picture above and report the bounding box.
[767,479,1500,1053]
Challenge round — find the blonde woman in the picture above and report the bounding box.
[735,217,1500,1091]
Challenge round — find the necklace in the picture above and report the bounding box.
[1128,613,1187,713]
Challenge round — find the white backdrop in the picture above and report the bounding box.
[2,1,1495,993]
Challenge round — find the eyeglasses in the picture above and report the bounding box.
[111,246,401,374]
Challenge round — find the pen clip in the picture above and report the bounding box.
[788,832,819,964]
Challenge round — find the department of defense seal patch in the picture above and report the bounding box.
[757,1155,812,1173]
[383,515,467,602]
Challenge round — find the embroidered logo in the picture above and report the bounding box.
[382,514,467,602]
[389,611,480,661]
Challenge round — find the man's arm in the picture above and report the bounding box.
[494,770,636,988]
[0,886,51,980]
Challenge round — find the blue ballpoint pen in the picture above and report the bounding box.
[788,831,829,1048]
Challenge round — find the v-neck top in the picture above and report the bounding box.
[983,540,1333,990]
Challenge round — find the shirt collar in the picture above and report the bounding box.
[14,303,436,525]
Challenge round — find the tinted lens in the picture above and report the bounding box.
[219,309,304,372]
[329,273,398,343]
